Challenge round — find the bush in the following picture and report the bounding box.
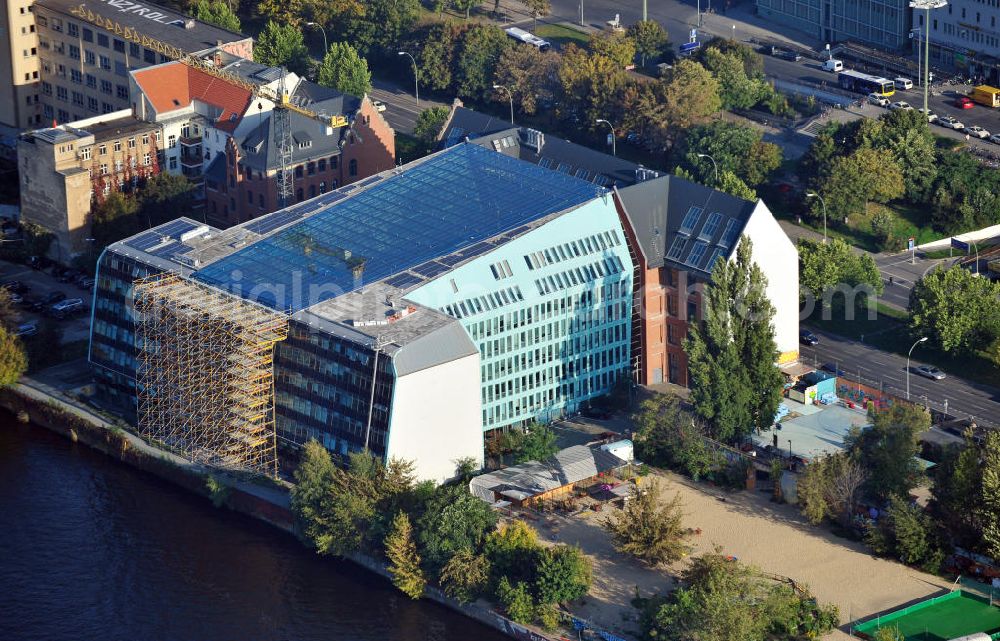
[496,576,535,624]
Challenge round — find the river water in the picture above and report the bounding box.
[0,417,509,641]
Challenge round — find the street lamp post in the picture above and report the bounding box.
[596,119,616,156]
[397,51,419,107]
[909,0,949,116]
[493,84,514,124]
[906,336,929,400]
[970,239,981,275]
[697,152,718,185]
[305,22,328,55]
[806,191,828,243]
[788,439,793,470]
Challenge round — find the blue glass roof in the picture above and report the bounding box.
[192,143,603,312]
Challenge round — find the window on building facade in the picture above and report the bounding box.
[143,49,155,64]
[97,33,108,47]
[169,157,177,170]
[349,159,357,176]
[56,86,67,101]
[100,79,111,94]
[99,163,108,174]
[100,55,110,70]
[318,158,326,172]
[85,51,95,66]
[41,81,51,95]
[130,43,139,58]
[102,102,113,114]
[296,188,303,202]
[168,135,176,148]
[69,45,80,60]
[81,147,91,160]
[115,61,127,77]
[70,69,82,84]
[113,140,121,152]
[319,181,326,194]
[83,28,92,42]
[98,144,106,155]
[307,161,315,175]
[294,165,303,178]
[72,91,83,106]
[329,156,338,169]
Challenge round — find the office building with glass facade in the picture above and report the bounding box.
[89,142,633,481]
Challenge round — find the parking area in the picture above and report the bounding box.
[0,259,93,344]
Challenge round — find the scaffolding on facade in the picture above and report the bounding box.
[133,273,289,476]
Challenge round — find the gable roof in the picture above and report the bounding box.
[132,62,253,132]
[615,175,757,274]
[469,444,627,502]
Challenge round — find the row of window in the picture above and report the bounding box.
[39,16,163,64]
[534,256,625,297]
[523,230,623,271]
[443,286,524,320]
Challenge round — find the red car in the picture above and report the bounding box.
[956,96,975,109]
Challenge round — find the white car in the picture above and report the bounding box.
[889,101,914,111]
[938,115,964,129]
[894,77,914,90]
[371,99,387,113]
[989,133,1000,144]
[965,125,991,139]
[867,93,890,107]
[915,365,946,380]
[917,108,938,123]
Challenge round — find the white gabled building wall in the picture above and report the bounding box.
[737,200,800,363]
[385,351,484,483]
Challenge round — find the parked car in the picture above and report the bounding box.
[14,321,37,337]
[915,365,946,380]
[48,297,85,318]
[917,108,938,123]
[799,329,820,346]
[965,125,991,139]
[894,77,914,90]
[889,101,914,111]
[821,363,846,376]
[867,93,890,107]
[77,276,95,290]
[990,133,1000,144]
[822,59,843,72]
[938,115,965,130]
[57,269,81,283]
[0,280,29,295]
[776,49,803,62]
[371,99,387,113]
[30,291,66,312]
[956,95,975,109]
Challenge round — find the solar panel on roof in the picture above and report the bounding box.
[126,231,166,252]
[412,261,450,278]
[460,241,493,258]
[437,253,468,267]
[245,209,306,235]
[193,144,600,312]
[150,241,192,260]
[384,273,423,289]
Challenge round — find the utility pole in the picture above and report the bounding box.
[643,0,647,21]
[909,0,948,115]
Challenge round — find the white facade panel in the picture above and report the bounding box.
[386,351,483,483]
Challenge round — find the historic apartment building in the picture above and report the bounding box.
[17,109,161,257]
[130,52,395,228]
[0,0,251,129]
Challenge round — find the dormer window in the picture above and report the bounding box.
[297,140,312,149]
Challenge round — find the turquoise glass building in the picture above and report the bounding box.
[89,143,633,480]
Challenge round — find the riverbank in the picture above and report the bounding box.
[0,379,563,641]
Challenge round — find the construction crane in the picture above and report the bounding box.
[69,4,350,208]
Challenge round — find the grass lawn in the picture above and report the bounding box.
[534,23,590,48]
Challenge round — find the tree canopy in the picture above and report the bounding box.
[847,405,929,500]
[701,46,769,111]
[909,265,1000,354]
[454,25,511,99]
[193,0,241,32]
[683,237,784,442]
[316,42,371,97]
[254,21,310,76]
[797,238,883,310]
[660,59,722,134]
[627,20,668,65]
[674,121,782,188]
[0,326,27,386]
[603,478,689,565]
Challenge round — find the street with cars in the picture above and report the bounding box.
[0,256,94,344]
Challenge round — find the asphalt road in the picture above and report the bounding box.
[0,261,92,343]
[874,252,952,310]
[799,330,1000,428]
[368,78,450,135]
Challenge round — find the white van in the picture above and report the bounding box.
[823,59,844,72]
[894,77,914,90]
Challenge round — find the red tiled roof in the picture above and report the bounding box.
[133,63,254,133]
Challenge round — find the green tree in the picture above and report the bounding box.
[799,130,841,190]
[494,45,560,116]
[343,0,420,55]
[633,393,718,479]
[137,173,197,227]
[660,59,722,136]
[483,520,540,584]
[684,237,783,442]
[796,456,831,525]
[417,484,498,572]
[439,547,491,603]
[817,147,904,220]
[909,265,1000,354]
[290,440,338,550]
[798,238,883,310]
[316,42,371,97]
[90,192,139,248]
[702,46,768,110]
[603,478,689,565]
[675,121,781,187]
[930,436,982,547]
[451,0,477,18]
[412,106,451,146]
[194,0,241,31]
[557,44,631,129]
[796,452,867,526]
[847,405,929,500]
[641,550,838,641]
[588,31,637,69]
[513,423,558,463]
[627,20,668,65]
[385,511,426,598]
[885,495,936,566]
[715,170,756,200]
[0,326,27,386]
[454,24,511,99]
[254,21,310,76]
[534,545,592,604]
[981,431,1000,559]
[873,626,905,641]
[701,37,764,77]
[496,576,535,624]
[257,0,303,24]
[411,21,462,92]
